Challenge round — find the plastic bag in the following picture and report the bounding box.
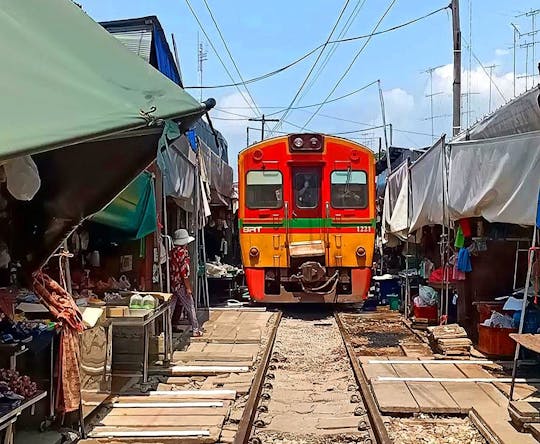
[3,156,41,201]
[418,285,439,306]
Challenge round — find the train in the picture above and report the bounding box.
[238,133,375,303]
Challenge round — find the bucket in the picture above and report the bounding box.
[388,294,400,311]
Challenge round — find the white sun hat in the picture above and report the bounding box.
[173,228,195,246]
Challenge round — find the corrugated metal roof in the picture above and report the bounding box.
[110,27,153,62]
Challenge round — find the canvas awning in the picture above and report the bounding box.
[92,171,157,239]
[0,0,205,161]
[448,131,540,226]
[409,137,448,233]
[382,160,409,241]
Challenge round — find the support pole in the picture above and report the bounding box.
[510,227,537,400]
[248,115,279,141]
[378,80,391,174]
[163,175,171,293]
[452,0,462,136]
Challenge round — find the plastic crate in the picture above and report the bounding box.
[413,304,438,320]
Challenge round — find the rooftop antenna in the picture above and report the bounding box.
[485,64,498,113]
[517,9,540,86]
[511,23,521,97]
[422,65,445,142]
[197,32,208,102]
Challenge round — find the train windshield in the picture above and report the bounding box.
[294,168,320,209]
[330,170,367,208]
[246,170,283,209]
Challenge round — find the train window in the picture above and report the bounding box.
[246,170,283,209]
[331,170,368,208]
[294,169,320,209]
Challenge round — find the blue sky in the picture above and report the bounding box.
[82,0,539,173]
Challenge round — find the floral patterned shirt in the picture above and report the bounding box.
[170,246,190,292]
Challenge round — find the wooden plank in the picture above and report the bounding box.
[392,360,459,413]
[378,377,540,383]
[170,365,249,375]
[115,389,236,400]
[172,352,254,362]
[99,414,225,427]
[455,363,493,379]
[369,359,490,365]
[361,360,398,381]
[528,424,540,442]
[493,382,540,400]
[510,334,540,354]
[470,404,539,444]
[509,401,540,418]
[370,380,419,413]
[89,429,210,438]
[106,406,228,417]
[108,402,223,408]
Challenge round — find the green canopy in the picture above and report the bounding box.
[92,171,157,240]
[0,0,204,161]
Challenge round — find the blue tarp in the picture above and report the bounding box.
[152,23,182,86]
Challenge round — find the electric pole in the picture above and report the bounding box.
[248,115,279,140]
[452,0,462,137]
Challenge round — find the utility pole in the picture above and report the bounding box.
[246,127,250,147]
[248,115,279,140]
[451,0,462,137]
[486,64,498,113]
[377,80,391,174]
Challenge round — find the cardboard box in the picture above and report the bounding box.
[106,306,130,318]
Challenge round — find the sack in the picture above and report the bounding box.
[3,156,41,201]
[418,285,439,306]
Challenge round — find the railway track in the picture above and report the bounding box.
[235,307,390,444]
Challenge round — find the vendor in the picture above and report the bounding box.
[169,229,201,337]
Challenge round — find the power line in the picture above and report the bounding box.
[461,35,507,102]
[301,0,399,130]
[184,0,259,116]
[184,4,449,89]
[274,0,352,133]
[298,0,368,104]
[201,0,261,115]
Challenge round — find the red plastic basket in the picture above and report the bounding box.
[413,304,438,320]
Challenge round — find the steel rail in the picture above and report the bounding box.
[234,311,282,444]
[335,311,392,444]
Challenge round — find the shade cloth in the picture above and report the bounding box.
[0,0,204,161]
[382,160,409,240]
[409,137,448,233]
[92,171,157,239]
[448,131,540,226]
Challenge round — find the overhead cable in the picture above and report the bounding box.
[301,0,399,130]
[184,0,259,115]
[201,0,261,115]
[184,4,450,89]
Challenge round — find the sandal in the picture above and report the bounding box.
[192,330,203,337]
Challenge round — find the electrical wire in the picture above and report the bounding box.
[297,0,368,104]
[301,0,399,130]
[183,4,450,89]
[201,0,261,115]
[273,0,352,134]
[462,35,507,102]
[184,0,259,116]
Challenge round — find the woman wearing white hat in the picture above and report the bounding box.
[169,229,201,336]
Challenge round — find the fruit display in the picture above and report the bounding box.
[0,369,38,399]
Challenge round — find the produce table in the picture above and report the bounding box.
[0,391,47,444]
[108,302,172,382]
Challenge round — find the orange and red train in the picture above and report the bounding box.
[237,133,376,303]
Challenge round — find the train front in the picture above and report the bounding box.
[238,133,375,303]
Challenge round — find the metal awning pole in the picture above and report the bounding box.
[510,227,537,400]
[193,149,200,311]
[163,174,171,293]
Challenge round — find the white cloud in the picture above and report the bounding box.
[495,48,510,57]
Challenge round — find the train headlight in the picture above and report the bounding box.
[249,247,260,258]
[293,137,304,148]
[356,246,366,257]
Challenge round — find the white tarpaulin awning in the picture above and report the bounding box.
[448,131,540,226]
[383,160,409,240]
[409,137,448,233]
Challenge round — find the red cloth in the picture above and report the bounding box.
[459,218,472,237]
[33,272,83,413]
[428,266,456,284]
[169,246,190,293]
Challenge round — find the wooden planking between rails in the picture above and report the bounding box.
[391,358,460,414]
[360,356,420,414]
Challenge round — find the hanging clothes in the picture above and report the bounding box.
[459,218,472,237]
[454,226,465,248]
[450,253,466,280]
[457,247,472,273]
[33,272,84,413]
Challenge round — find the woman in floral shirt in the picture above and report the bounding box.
[170,229,201,336]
